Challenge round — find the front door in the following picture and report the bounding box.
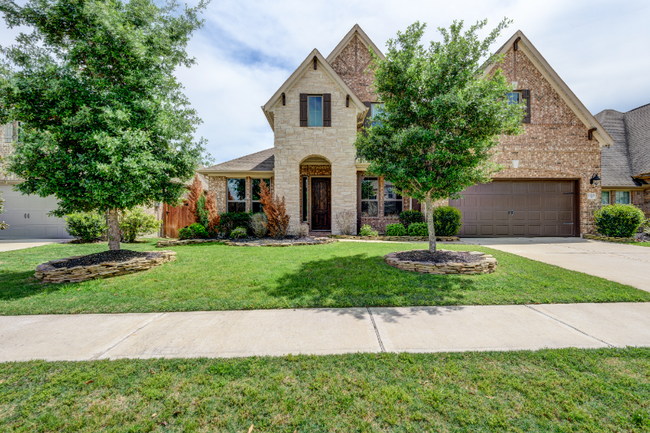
[311,178,331,230]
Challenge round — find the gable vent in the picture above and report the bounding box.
[313,56,317,70]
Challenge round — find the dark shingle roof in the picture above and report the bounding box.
[204,148,274,172]
[596,104,650,187]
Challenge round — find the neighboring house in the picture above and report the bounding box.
[595,104,650,217]
[199,26,613,237]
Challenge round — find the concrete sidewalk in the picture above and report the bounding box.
[0,239,68,252]
[2,303,650,362]
[463,237,650,292]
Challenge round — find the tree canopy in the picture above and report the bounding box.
[355,20,524,251]
[0,0,209,249]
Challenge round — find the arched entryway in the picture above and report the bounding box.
[299,155,332,231]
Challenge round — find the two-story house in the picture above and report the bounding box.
[199,25,617,237]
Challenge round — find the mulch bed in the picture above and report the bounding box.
[50,250,149,269]
[395,250,482,264]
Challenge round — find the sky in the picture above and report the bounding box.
[2,0,649,164]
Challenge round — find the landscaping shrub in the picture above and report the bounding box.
[399,210,424,228]
[595,204,645,238]
[643,218,650,235]
[385,223,407,236]
[119,207,161,242]
[196,194,209,228]
[65,212,106,242]
[186,175,203,223]
[359,224,378,236]
[179,222,209,239]
[250,213,268,237]
[334,210,356,235]
[259,180,290,238]
[230,227,247,239]
[219,212,252,236]
[408,222,428,237]
[204,191,220,234]
[432,206,463,236]
[289,223,309,238]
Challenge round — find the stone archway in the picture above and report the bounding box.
[299,155,332,231]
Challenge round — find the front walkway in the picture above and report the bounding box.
[2,302,650,362]
[463,237,650,292]
[0,239,68,252]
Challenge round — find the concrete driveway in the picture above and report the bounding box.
[0,239,68,253]
[463,237,650,292]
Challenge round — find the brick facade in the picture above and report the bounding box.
[330,34,378,103]
[486,46,603,234]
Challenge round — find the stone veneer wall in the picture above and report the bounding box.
[208,176,227,213]
[645,190,650,218]
[271,59,360,234]
[487,46,603,234]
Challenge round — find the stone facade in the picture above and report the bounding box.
[384,250,498,275]
[271,60,360,234]
[486,46,603,234]
[208,176,227,213]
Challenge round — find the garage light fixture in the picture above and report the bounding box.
[590,174,601,186]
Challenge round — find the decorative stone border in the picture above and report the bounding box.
[35,250,177,284]
[156,239,225,247]
[384,250,497,275]
[583,234,636,243]
[331,235,460,242]
[225,238,337,247]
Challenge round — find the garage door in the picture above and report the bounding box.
[450,180,576,237]
[0,185,71,239]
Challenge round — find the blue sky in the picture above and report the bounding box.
[2,0,649,164]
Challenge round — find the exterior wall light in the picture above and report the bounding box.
[590,174,601,186]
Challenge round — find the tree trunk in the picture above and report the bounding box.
[425,195,436,253]
[108,208,120,251]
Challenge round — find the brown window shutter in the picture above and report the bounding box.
[522,89,531,123]
[363,102,372,128]
[323,93,331,127]
[300,93,308,127]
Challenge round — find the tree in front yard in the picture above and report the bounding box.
[0,153,8,230]
[0,0,209,250]
[356,20,524,252]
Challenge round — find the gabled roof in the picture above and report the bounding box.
[198,148,274,175]
[326,24,385,63]
[261,49,367,131]
[485,30,614,148]
[596,104,650,187]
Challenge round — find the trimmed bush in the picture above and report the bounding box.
[250,213,268,237]
[65,212,106,242]
[359,224,378,236]
[385,223,407,236]
[219,212,252,236]
[432,206,463,236]
[178,227,193,239]
[399,210,424,228]
[408,222,428,236]
[119,207,161,243]
[179,222,209,239]
[230,227,247,239]
[595,204,645,238]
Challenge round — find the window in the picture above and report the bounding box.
[227,178,246,213]
[614,191,630,204]
[302,176,308,222]
[507,92,520,105]
[308,96,323,127]
[601,191,610,205]
[361,177,378,217]
[370,103,385,127]
[251,178,271,213]
[384,181,403,217]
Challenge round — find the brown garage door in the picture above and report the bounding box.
[450,180,576,237]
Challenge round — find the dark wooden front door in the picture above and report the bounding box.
[311,178,331,230]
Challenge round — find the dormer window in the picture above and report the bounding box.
[308,96,323,127]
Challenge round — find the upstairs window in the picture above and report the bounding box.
[361,177,378,217]
[507,90,531,123]
[251,179,271,213]
[308,96,323,127]
[507,92,520,105]
[370,103,385,127]
[384,181,402,217]
[227,178,246,213]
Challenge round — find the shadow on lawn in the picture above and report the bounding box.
[261,253,478,311]
[0,270,63,301]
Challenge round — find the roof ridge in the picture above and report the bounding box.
[626,102,650,113]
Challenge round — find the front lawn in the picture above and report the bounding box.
[2,348,650,431]
[1,240,648,315]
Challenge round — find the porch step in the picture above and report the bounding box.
[309,231,331,237]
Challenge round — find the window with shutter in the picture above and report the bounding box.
[299,93,308,127]
[522,89,531,123]
[323,93,331,127]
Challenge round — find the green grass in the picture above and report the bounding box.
[2,348,650,432]
[1,239,648,315]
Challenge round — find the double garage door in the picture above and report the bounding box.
[451,180,577,237]
[0,185,71,239]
